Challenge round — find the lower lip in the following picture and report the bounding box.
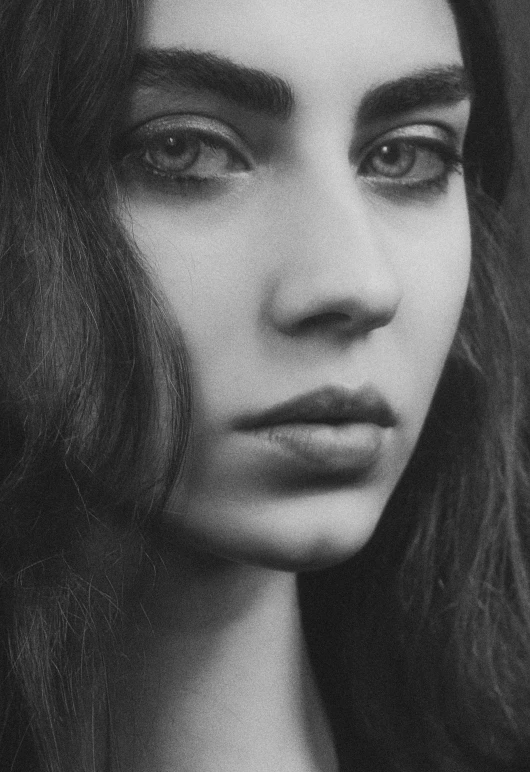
[252,422,385,476]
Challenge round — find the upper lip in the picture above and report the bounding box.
[234,386,397,430]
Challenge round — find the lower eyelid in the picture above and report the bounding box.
[119,138,251,185]
[117,121,462,197]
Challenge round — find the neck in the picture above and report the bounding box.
[111,550,338,772]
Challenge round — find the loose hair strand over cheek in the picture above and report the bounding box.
[0,1,191,770]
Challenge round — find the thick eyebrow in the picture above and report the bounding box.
[132,49,294,119]
[357,65,472,126]
[131,50,471,125]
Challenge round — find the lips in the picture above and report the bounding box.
[234,385,396,431]
[234,386,396,478]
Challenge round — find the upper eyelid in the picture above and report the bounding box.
[354,100,470,150]
[127,112,235,135]
[354,122,460,160]
[117,113,255,160]
[116,114,463,177]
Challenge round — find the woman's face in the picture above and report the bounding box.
[117,0,471,570]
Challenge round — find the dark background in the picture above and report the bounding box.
[495,0,530,252]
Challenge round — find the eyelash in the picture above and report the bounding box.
[359,132,463,195]
[114,116,250,195]
[115,119,463,197]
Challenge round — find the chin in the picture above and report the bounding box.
[160,485,390,573]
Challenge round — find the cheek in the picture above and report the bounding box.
[116,187,471,571]
[387,193,471,429]
[123,187,472,407]
[405,201,471,348]
[123,199,258,323]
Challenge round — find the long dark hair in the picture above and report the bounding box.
[0,0,189,769]
[0,1,528,771]
[302,3,530,770]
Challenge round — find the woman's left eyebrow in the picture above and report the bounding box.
[357,65,472,126]
[131,49,471,122]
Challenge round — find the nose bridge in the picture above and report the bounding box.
[289,165,376,268]
[268,161,403,335]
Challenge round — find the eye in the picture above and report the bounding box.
[359,125,463,192]
[366,142,435,179]
[139,132,248,180]
[115,115,252,188]
[146,133,206,175]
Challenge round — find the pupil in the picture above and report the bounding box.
[372,142,416,178]
[165,136,193,157]
[380,144,402,166]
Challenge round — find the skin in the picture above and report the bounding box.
[119,0,471,572]
[112,0,471,769]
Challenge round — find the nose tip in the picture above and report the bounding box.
[263,155,406,339]
[265,163,404,341]
[277,286,399,338]
[268,217,403,340]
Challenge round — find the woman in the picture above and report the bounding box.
[0,0,529,770]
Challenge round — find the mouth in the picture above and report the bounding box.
[234,386,397,477]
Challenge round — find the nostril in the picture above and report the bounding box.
[269,267,402,339]
[289,305,396,338]
[297,312,352,332]
[291,311,380,339]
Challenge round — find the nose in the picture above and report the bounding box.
[267,171,402,340]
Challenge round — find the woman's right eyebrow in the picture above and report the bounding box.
[132,49,295,119]
[131,48,471,123]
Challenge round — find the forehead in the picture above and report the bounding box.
[140,0,462,99]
